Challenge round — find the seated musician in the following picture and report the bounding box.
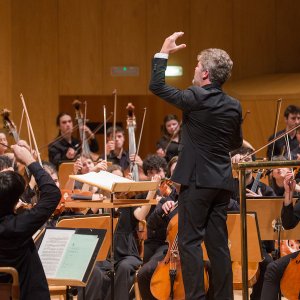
[0,131,9,156]
[105,126,130,171]
[231,146,276,300]
[156,114,181,163]
[260,171,300,299]
[137,156,179,300]
[78,164,156,300]
[48,112,99,169]
[0,142,61,300]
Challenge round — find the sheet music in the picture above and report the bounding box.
[70,171,133,191]
[38,228,101,281]
[38,229,74,278]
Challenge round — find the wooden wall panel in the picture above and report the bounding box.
[59,0,103,95]
[232,0,277,79]
[11,0,59,160]
[0,0,12,109]
[101,0,147,95]
[275,0,300,72]
[146,0,191,90]
[190,0,233,71]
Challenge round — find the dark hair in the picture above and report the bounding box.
[162,114,180,137]
[107,164,124,176]
[0,155,16,172]
[284,105,300,118]
[106,126,124,138]
[56,112,72,127]
[0,171,25,215]
[230,146,253,157]
[142,154,167,176]
[42,161,57,176]
[166,156,178,178]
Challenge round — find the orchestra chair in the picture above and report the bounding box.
[0,267,19,300]
[58,162,75,189]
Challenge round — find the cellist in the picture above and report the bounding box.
[260,171,300,299]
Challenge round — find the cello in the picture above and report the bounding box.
[150,213,209,300]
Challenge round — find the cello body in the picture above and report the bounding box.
[150,214,209,300]
[280,251,300,300]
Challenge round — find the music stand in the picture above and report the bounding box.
[66,171,159,300]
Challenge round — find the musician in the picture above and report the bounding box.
[156,114,181,162]
[0,142,61,300]
[78,164,154,300]
[48,112,99,168]
[260,172,300,299]
[231,147,276,300]
[266,105,300,160]
[0,131,9,156]
[137,156,178,300]
[150,32,243,299]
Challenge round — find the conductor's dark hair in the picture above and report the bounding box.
[0,171,25,215]
[142,154,167,176]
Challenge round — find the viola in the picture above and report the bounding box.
[150,214,209,300]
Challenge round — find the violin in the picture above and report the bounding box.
[150,214,209,299]
[280,251,300,300]
[54,189,103,215]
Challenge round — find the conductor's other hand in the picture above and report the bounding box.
[160,32,186,54]
[12,143,35,166]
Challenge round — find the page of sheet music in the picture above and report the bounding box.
[56,234,99,280]
[38,229,74,278]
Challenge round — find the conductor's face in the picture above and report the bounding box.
[192,60,209,87]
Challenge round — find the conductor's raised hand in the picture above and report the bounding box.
[160,32,186,54]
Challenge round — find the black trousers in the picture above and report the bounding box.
[261,250,300,300]
[178,183,233,300]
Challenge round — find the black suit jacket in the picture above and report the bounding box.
[0,163,61,300]
[149,57,243,191]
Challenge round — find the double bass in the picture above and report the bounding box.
[72,99,99,161]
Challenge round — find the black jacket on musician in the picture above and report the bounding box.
[0,163,61,300]
[149,57,243,190]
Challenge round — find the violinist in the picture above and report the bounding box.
[150,32,243,299]
[48,112,99,169]
[266,105,300,160]
[156,114,181,163]
[260,172,300,300]
[0,142,61,300]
